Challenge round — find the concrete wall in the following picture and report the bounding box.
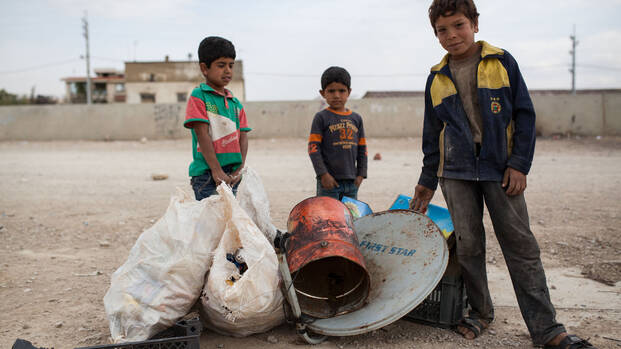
[0,104,186,141]
[604,92,621,134]
[531,93,604,136]
[244,98,425,139]
[1,91,619,141]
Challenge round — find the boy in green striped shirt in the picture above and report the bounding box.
[183,36,251,200]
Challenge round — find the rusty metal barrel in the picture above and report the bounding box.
[285,196,371,318]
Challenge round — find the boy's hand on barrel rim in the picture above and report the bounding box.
[320,173,339,189]
[411,184,435,214]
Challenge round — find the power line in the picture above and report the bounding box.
[576,64,621,72]
[1,58,618,82]
[245,72,427,78]
[0,59,80,75]
[355,73,428,78]
[245,72,315,77]
[521,64,567,70]
[0,56,126,76]
[521,63,621,72]
[91,56,125,62]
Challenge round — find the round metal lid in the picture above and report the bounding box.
[306,209,448,336]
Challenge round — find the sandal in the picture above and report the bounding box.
[544,334,597,349]
[455,317,489,339]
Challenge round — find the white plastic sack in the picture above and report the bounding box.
[237,167,278,244]
[200,185,285,337]
[103,190,227,342]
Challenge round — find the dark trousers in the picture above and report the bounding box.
[439,178,565,345]
[316,179,358,200]
[190,164,240,201]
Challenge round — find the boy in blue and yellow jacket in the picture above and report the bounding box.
[411,1,596,349]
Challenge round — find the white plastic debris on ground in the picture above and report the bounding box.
[103,167,283,342]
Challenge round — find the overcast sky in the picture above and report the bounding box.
[1,0,620,101]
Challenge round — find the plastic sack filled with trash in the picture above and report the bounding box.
[103,167,281,342]
[103,189,227,342]
[199,184,284,337]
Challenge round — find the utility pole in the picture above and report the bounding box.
[82,11,92,104]
[569,25,578,95]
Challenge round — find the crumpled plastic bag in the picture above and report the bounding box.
[237,167,278,244]
[103,189,227,342]
[199,185,284,337]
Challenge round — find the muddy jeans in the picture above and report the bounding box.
[439,178,566,346]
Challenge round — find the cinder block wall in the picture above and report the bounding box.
[0,92,619,141]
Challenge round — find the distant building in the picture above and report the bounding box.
[61,57,245,104]
[62,68,125,104]
[124,57,245,104]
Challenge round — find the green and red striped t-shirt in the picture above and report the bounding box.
[183,83,251,177]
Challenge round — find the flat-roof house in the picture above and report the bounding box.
[124,58,245,104]
[62,68,125,104]
[61,57,245,104]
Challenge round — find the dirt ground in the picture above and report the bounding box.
[0,136,620,349]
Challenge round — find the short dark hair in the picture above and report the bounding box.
[428,0,479,35]
[198,36,236,68]
[321,66,351,90]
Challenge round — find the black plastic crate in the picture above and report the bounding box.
[405,246,467,328]
[151,318,201,340]
[406,274,466,328]
[75,318,201,349]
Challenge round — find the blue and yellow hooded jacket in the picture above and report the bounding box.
[418,41,536,190]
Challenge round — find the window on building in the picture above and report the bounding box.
[177,92,187,102]
[140,93,156,103]
[70,82,87,103]
[115,83,125,92]
[93,83,108,103]
[149,74,155,82]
